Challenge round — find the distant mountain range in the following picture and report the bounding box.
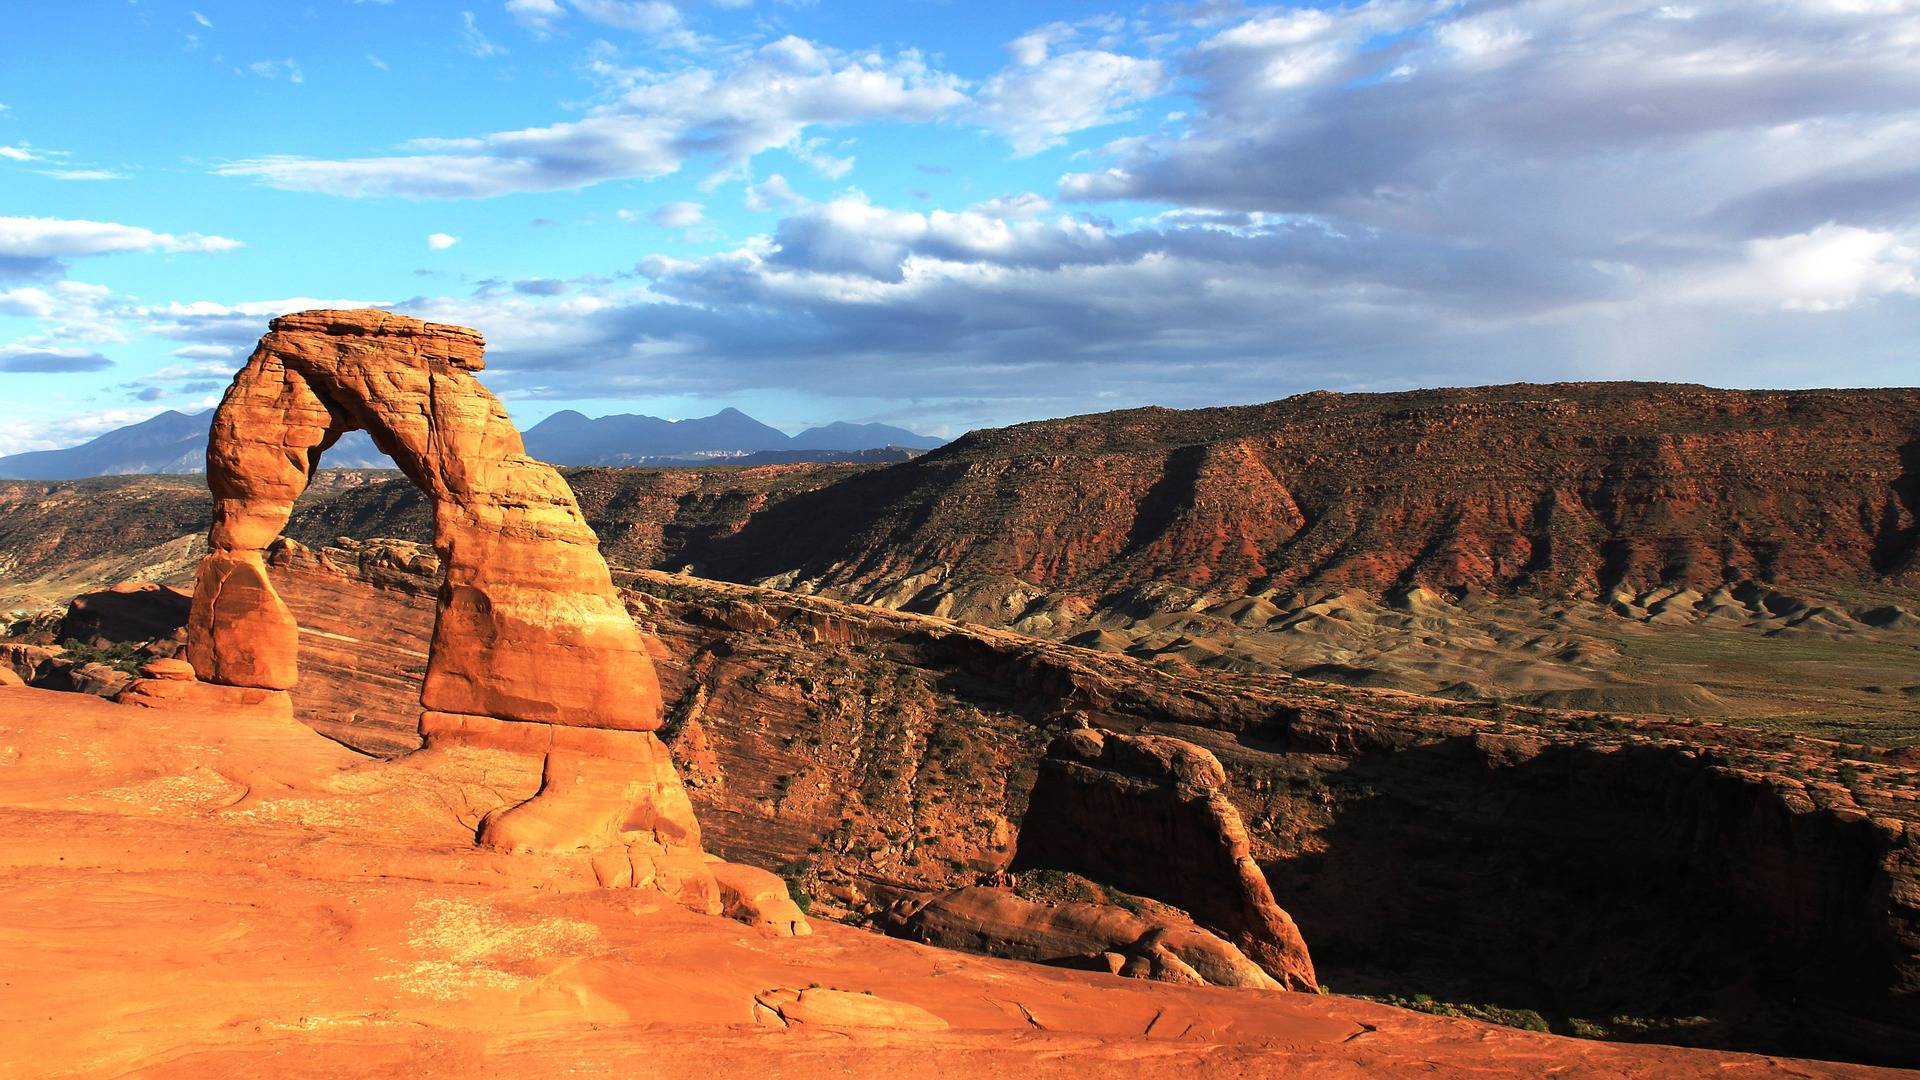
[0,407,945,480]
[520,408,944,465]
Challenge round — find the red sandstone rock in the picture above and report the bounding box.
[894,885,1279,989]
[753,987,950,1032]
[177,310,801,933]
[1014,729,1318,992]
[711,861,813,937]
[188,309,657,733]
[60,582,192,649]
[138,657,196,681]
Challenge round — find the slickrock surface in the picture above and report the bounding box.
[0,683,1897,1079]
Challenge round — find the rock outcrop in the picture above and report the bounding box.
[890,885,1280,989]
[176,309,793,927]
[59,582,191,649]
[1012,729,1318,992]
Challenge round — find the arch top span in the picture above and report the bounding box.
[186,308,661,735]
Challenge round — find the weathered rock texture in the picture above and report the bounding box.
[180,310,762,913]
[890,885,1281,989]
[1013,729,1319,992]
[685,384,1920,616]
[187,310,653,730]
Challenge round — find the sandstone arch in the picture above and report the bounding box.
[183,311,760,905]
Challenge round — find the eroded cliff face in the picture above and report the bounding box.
[1013,729,1317,992]
[683,384,1920,616]
[185,537,1920,1065]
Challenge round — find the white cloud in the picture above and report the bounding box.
[0,216,242,258]
[427,232,461,250]
[148,358,236,380]
[170,344,237,360]
[246,58,304,83]
[745,173,805,212]
[977,46,1164,155]
[0,145,44,162]
[0,402,221,457]
[135,296,391,347]
[218,35,968,198]
[0,344,113,373]
[507,0,566,35]
[647,201,705,228]
[571,0,682,34]
[462,10,507,57]
[192,10,213,28]
[1686,224,1920,310]
[42,169,126,182]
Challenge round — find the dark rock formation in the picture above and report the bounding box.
[59,582,191,648]
[1011,728,1318,991]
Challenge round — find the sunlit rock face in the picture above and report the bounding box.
[180,309,803,932]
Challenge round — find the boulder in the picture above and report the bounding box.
[711,861,812,937]
[0,642,61,684]
[139,657,197,682]
[59,582,191,649]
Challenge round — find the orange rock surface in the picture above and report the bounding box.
[0,682,1895,1079]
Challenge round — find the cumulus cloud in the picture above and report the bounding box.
[1049,0,1920,327]
[1683,224,1920,311]
[0,344,113,373]
[427,232,461,250]
[976,26,1164,154]
[217,35,967,198]
[369,156,1917,429]
[744,173,805,212]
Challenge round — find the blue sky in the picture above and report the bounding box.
[2,0,1918,454]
